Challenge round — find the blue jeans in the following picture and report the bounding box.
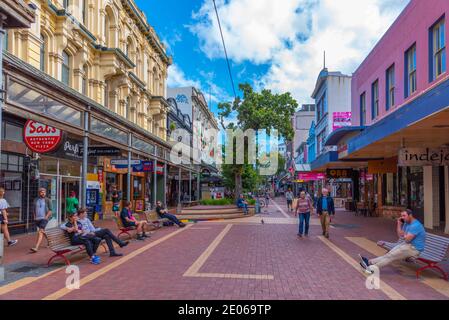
[160,213,182,226]
[298,212,310,235]
[238,204,248,214]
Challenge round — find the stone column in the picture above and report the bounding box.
[424,166,440,229]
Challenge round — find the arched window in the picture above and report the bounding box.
[82,64,88,96]
[62,50,71,86]
[40,34,46,72]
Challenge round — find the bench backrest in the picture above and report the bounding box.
[46,228,72,251]
[113,215,124,229]
[420,233,449,262]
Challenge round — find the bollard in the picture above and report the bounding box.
[0,233,4,281]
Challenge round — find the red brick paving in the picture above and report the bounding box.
[1,198,448,300]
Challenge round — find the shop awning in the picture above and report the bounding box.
[343,77,449,160]
[325,126,366,146]
[310,151,368,172]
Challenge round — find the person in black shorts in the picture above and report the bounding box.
[30,188,52,253]
[155,201,186,228]
[120,201,150,241]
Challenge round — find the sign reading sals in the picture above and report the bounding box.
[23,120,62,153]
[399,148,449,166]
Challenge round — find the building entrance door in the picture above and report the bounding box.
[38,174,81,228]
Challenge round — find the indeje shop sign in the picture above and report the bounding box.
[399,148,449,166]
[24,120,62,153]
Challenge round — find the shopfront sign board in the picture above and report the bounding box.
[399,148,449,166]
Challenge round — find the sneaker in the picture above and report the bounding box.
[8,240,18,247]
[142,233,149,238]
[297,234,303,238]
[179,223,186,228]
[136,235,145,241]
[360,260,368,270]
[110,252,123,257]
[91,257,101,265]
[359,254,370,267]
[30,247,38,253]
[119,241,129,248]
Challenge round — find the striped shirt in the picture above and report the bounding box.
[296,198,312,214]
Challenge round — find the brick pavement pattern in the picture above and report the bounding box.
[0,198,448,300]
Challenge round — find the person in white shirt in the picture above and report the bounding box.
[0,187,18,246]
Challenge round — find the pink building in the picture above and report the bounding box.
[352,0,449,126]
[329,0,449,233]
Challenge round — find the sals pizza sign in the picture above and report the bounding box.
[23,120,63,153]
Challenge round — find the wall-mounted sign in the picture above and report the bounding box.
[368,157,398,174]
[51,138,84,161]
[332,112,352,131]
[399,148,449,166]
[24,120,62,153]
[111,159,142,166]
[297,173,326,181]
[83,146,122,157]
[326,169,353,179]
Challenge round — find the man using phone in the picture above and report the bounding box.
[359,209,426,274]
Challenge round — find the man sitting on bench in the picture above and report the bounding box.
[77,208,128,257]
[155,201,186,228]
[64,212,101,265]
[120,201,150,241]
[359,209,426,274]
[237,194,249,215]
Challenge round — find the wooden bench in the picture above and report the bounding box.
[378,233,449,281]
[144,211,170,227]
[46,228,107,267]
[113,215,136,240]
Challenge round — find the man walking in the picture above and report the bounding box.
[285,189,294,212]
[30,188,53,253]
[316,188,335,239]
[359,209,426,274]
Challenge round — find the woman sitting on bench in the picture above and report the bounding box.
[64,212,102,265]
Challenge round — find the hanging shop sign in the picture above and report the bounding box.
[51,137,83,161]
[297,173,326,181]
[399,148,449,166]
[368,157,398,174]
[326,169,353,179]
[23,120,62,153]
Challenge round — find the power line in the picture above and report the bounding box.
[212,0,237,100]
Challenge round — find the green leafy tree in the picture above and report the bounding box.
[218,84,297,199]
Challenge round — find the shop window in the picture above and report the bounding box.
[105,173,118,202]
[0,171,23,224]
[133,176,143,200]
[1,153,23,172]
[2,121,23,143]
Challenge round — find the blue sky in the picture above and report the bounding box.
[136,0,410,121]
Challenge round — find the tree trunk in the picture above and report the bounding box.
[234,172,242,200]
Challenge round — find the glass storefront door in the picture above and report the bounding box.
[39,174,81,228]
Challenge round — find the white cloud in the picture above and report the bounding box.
[190,0,410,104]
[167,64,202,88]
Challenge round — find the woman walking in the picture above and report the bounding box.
[295,191,314,238]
